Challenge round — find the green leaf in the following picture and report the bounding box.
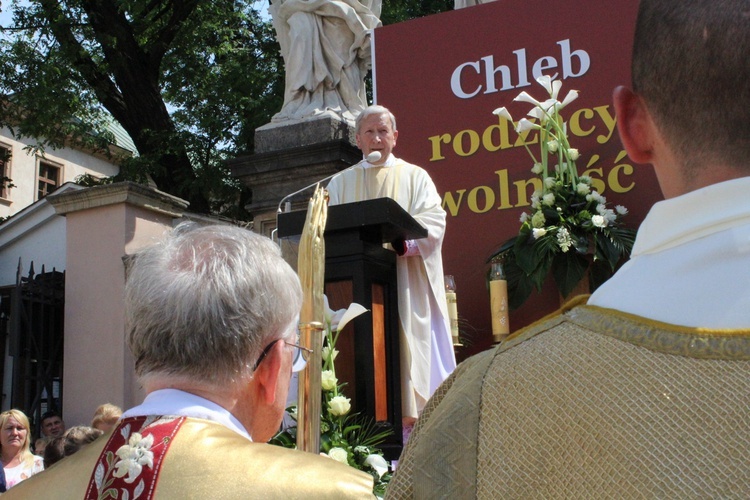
[552,252,589,298]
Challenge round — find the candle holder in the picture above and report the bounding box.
[489,259,510,343]
[297,321,324,453]
[444,275,462,346]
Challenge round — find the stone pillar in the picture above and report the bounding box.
[47,182,187,427]
[228,114,361,238]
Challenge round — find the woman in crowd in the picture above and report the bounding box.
[91,403,122,433]
[0,409,43,489]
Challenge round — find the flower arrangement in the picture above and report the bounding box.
[271,297,393,497]
[490,76,636,307]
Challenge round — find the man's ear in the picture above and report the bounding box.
[253,340,283,405]
[613,86,656,165]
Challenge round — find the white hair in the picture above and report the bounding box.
[355,104,397,133]
[125,223,302,384]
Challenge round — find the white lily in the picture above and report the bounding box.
[492,106,513,122]
[515,118,540,133]
[514,91,542,107]
[324,295,368,332]
[537,74,553,94]
[113,432,154,484]
[535,75,563,100]
[559,89,579,109]
[364,454,389,478]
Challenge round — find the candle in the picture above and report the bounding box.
[489,261,510,343]
[444,275,461,346]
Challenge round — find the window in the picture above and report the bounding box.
[37,160,61,200]
[0,145,10,199]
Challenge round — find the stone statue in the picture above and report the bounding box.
[454,0,497,9]
[270,0,382,124]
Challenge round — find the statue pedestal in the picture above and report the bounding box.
[228,114,360,237]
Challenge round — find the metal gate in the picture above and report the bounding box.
[7,259,65,435]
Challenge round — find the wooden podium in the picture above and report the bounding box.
[278,197,427,459]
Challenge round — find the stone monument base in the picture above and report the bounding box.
[228,114,361,237]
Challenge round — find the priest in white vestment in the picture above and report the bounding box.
[327,105,457,434]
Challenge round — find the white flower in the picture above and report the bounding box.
[322,345,339,362]
[530,191,541,209]
[615,205,629,215]
[542,193,555,206]
[515,118,540,133]
[113,432,154,484]
[531,162,543,174]
[353,446,370,455]
[526,106,547,122]
[536,75,563,100]
[364,454,389,478]
[559,89,580,109]
[543,177,556,189]
[594,204,616,223]
[567,148,580,161]
[547,140,559,153]
[519,212,530,223]
[531,211,546,228]
[591,215,607,228]
[537,74,554,94]
[328,395,351,416]
[557,227,572,252]
[514,91,542,107]
[532,228,547,239]
[321,370,338,391]
[328,447,349,464]
[586,191,605,204]
[336,303,368,331]
[579,175,591,184]
[492,107,513,122]
[576,183,590,195]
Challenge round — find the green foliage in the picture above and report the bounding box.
[489,77,636,307]
[0,0,282,217]
[0,0,452,217]
[270,300,392,496]
[380,0,454,24]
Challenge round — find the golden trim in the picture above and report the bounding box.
[569,306,750,360]
[497,296,750,360]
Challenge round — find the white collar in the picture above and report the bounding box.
[122,388,252,441]
[633,177,750,256]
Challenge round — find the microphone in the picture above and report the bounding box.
[275,151,382,214]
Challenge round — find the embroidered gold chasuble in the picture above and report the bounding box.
[387,297,750,499]
[8,417,374,499]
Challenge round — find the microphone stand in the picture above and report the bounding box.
[272,152,381,243]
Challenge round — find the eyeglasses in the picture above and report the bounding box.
[253,339,313,373]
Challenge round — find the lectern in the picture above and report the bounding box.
[278,197,427,459]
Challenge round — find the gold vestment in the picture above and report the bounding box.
[8,417,374,499]
[387,298,750,498]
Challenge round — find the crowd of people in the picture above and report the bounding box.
[0,404,122,492]
[2,0,748,497]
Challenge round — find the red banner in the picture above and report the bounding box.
[374,0,662,356]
